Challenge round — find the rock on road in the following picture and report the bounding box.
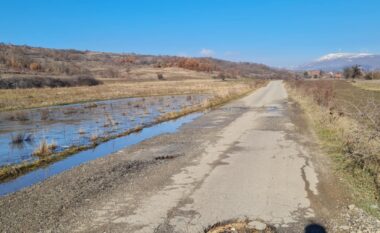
[1,81,378,232]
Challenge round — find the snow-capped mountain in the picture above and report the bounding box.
[297,53,380,71]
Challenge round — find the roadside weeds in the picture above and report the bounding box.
[285,80,380,219]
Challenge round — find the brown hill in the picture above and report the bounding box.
[0,43,291,80]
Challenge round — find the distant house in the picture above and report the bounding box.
[333,72,343,79]
[306,70,321,78]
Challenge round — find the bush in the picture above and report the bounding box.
[75,75,102,86]
[364,72,380,80]
[29,62,42,71]
[0,75,102,89]
[157,73,165,80]
[343,65,363,79]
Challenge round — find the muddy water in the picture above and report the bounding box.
[0,95,208,167]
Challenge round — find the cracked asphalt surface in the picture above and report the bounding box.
[0,81,361,232]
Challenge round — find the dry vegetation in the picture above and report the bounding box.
[0,75,101,89]
[0,43,290,80]
[286,80,380,217]
[353,80,380,91]
[0,79,263,111]
[0,43,274,180]
[0,43,291,111]
[33,140,57,157]
[0,79,267,181]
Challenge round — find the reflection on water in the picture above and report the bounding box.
[0,112,202,196]
[0,95,208,167]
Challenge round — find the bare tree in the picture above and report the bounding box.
[344,65,362,79]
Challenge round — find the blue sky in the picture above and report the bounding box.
[1,0,379,67]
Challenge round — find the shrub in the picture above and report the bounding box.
[29,62,42,71]
[157,73,165,80]
[0,75,102,89]
[11,133,25,144]
[75,75,102,86]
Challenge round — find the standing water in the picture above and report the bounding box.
[0,95,208,167]
[0,112,202,196]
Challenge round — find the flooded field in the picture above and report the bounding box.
[0,112,202,196]
[0,95,209,168]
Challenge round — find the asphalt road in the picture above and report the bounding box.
[2,81,378,232]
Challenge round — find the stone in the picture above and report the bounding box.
[248,221,267,231]
[348,204,356,210]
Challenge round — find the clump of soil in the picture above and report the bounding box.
[204,219,276,233]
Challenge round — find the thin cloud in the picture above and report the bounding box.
[200,48,214,57]
[224,51,240,57]
[177,52,189,57]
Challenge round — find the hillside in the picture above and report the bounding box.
[0,43,288,80]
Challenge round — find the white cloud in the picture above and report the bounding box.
[200,48,214,57]
[317,52,373,61]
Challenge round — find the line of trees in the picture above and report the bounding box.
[343,65,380,80]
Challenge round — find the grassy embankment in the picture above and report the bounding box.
[0,78,267,181]
[286,80,380,218]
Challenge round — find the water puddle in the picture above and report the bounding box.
[0,112,202,196]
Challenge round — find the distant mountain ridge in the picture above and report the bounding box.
[297,53,380,71]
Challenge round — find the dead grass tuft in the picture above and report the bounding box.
[33,140,57,157]
[11,133,25,144]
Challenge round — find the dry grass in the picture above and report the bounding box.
[0,79,267,181]
[78,128,86,135]
[32,140,57,157]
[353,80,380,91]
[0,79,263,112]
[90,133,99,144]
[286,80,380,218]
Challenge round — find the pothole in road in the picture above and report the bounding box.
[204,219,328,233]
[154,153,185,160]
[204,219,276,233]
